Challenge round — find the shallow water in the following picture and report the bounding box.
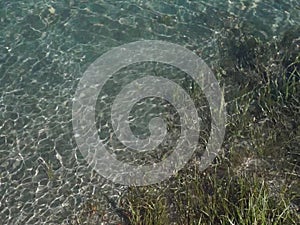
[0,0,299,224]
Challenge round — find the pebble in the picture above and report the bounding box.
[48,6,56,15]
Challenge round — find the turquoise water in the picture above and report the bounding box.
[0,0,299,224]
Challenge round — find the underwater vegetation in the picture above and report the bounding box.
[70,21,300,225]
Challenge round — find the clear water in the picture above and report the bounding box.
[0,0,299,224]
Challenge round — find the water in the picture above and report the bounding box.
[0,0,299,224]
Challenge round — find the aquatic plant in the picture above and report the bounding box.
[68,14,300,223]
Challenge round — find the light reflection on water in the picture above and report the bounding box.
[0,0,299,224]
